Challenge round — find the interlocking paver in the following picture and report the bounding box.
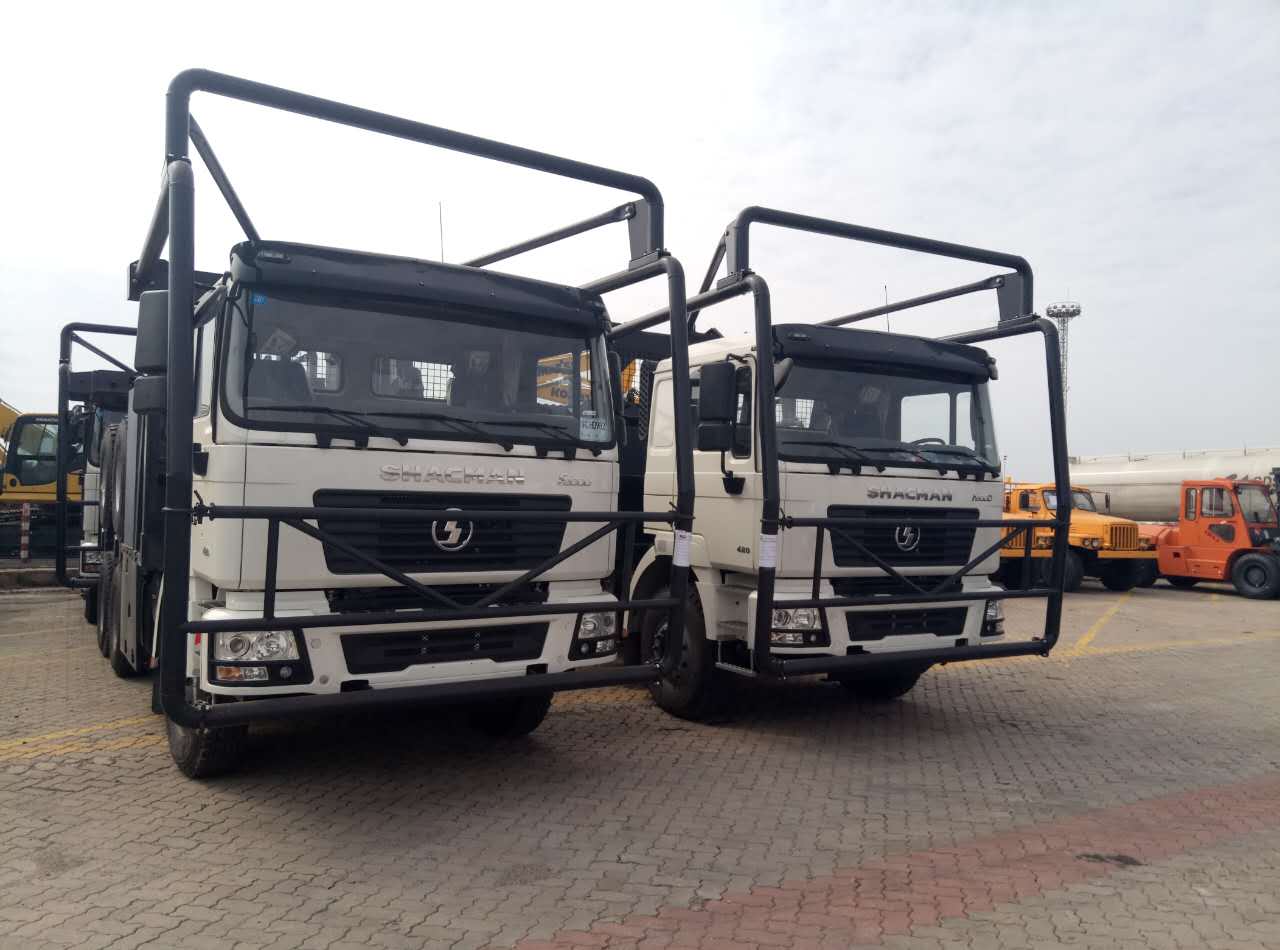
[1,585,1278,949]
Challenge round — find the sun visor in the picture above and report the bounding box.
[772,323,993,381]
[229,241,607,332]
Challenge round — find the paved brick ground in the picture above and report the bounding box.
[1,580,1278,950]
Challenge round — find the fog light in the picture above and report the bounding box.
[214,665,268,681]
[214,630,300,661]
[983,600,1005,637]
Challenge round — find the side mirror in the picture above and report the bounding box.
[698,361,736,422]
[697,422,733,453]
[132,374,168,415]
[135,290,169,374]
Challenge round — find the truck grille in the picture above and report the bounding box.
[827,506,979,567]
[846,607,968,641]
[1109,524,1138,551]
[830,575,955,597]
[313,491,570,575]
[327,584,549,613]
[341,623,549,673]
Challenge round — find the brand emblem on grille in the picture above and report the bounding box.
[431,509,474,552]
[894,525,921,552]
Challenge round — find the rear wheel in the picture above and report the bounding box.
[469,692,553,738]
[1099,560,1139,592]
[95,558,113,658]
[640,585,719,721]
[82,585,99,625]
[835,663,931,701]
[1231,553,1280,600]
[1167,576,1199,589]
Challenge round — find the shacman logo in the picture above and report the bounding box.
[380,465,525,485]
[867,487,954,502]
[431,509,474,552]
[894,525,922,552]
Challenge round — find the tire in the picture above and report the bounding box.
[469,692,553,738]
[836,663,930,701]
[639,585,719,721]
[1135,561,1158,588]
[109,421,128,545]
[1167,576,1199,589]
[95,561,113,657]
[82,585,99,626]
[1099,560,1139,592]
[1231,553,1280,600]
[166,715,248,779]
[98,426,120,547]
[1062,549,1085,592]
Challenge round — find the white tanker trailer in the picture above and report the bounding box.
[1070,448,1280,522]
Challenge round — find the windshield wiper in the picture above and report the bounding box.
[782,439,882,472]
[362,409,514,451]
[247,404,408,446]
[915,445,1000,473]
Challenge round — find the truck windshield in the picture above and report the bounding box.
[1236,485,1277,524]
[223,291,613,449]
[1043,489,1096,512]
[773,362,998,473]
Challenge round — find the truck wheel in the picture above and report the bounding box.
[166,715,248,779]
[95,560,113,657]
[1041,550,1084,592]
[1231,554,1280,600]
[470,692,553,738]
[82,585,99,626]
[104,560,143,678]
[836,663,931,701]
[1099,560,1139,592]
[1135,561,1158,588]
[1167,576,1199,589]
[640,586,719,721]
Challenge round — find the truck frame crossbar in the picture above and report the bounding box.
[55,323,139,590]
[124,70,697,729]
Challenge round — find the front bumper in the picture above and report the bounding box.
[746,579,1002,660]
[194,588,620,698]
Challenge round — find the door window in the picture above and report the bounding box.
[1184,488,1197,520]
[1200,487,1234,518]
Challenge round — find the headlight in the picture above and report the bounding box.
[982,600,1005,637]
[572,612,619,659]
[770,607,825,645]
[1139,536,1155,550]
[1034,535,1055,549]
[213,630,300,662]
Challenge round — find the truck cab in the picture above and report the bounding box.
[999,482,1153,591]
[1,410,82,559]
[1147,479,1280,598]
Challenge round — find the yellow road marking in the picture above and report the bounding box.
[0,715,152,753]
[1070,630,1280,659]
[1067,590,1133,656]
[0,733,163,762]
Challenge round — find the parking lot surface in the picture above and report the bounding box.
[1,581,1278,950]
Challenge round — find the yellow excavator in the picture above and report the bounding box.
[2,397,83,557]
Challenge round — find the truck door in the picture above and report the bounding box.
[1187,486,1237,580]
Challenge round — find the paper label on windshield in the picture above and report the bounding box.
[673,529,692,567]
[759,533,778,568]
[257,327,298,358]
[579,410,609,442]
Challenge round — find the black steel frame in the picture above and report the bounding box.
[55,323,138,589]
[125,69,694,728]
[615,207,1070,678]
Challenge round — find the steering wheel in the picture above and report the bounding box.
[911,437,946,446]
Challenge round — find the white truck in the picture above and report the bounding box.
[56,69,697,778]
[615,208,1072,717]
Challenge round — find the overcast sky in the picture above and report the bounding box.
[2,1,1277,479]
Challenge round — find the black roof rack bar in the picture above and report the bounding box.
[134,69,665,294]
[821,274,1010,327]
[609,278,749,340]
[721,206,1034,317]
[464,202,636,268]
[187,115,260,245]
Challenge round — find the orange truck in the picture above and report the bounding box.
[997,482,1154,592]
[1135,479,1280,598]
